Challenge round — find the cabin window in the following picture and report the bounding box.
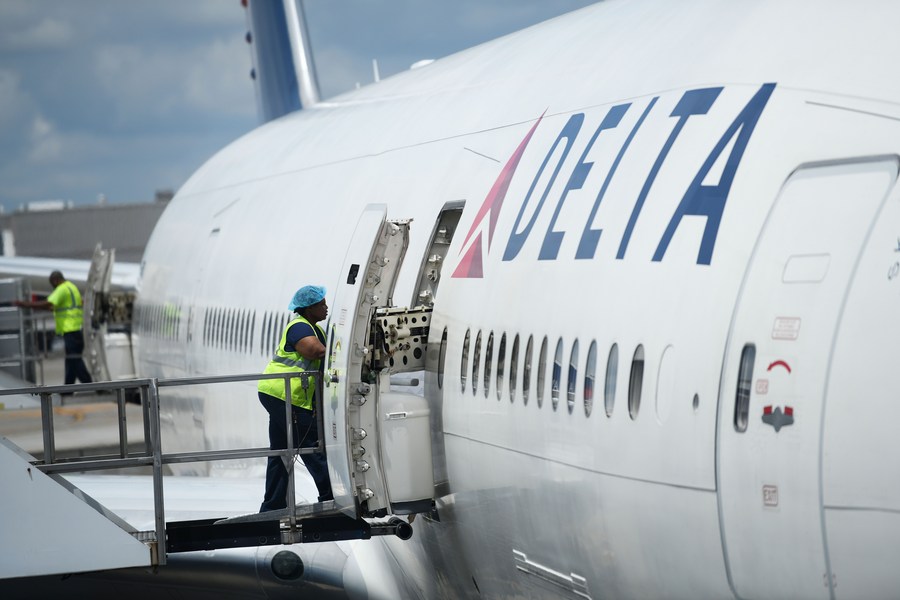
[734,344,755,432]
[472,330,482,396]
[551,338,563,411]
[241,309,247,350]
[537,336,548,408]
[438,327,448,389]
[567,340,579,414]
[239,310,245,351]
[460,329,471,392]
[241,309,253,353]
[259,312,266,353]
[605,343,618,417]
[273,314,281,350]
[484,331,494,399]
[509,334,520,404]
[628,345,645,420]
[523,335,533,406]
[585,340,597,417]
[496,333,506,401]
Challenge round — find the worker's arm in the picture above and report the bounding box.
[14,299,53,311]
[295,335,325,360]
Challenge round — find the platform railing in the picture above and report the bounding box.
[0,309,55,385]
[0,371,323,566]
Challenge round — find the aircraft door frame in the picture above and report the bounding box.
[716,157,898,599]
[412,201,464,490]
[83,244,116,381]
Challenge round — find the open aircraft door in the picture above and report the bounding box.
[324,204,435,519]
[84,244,136,381]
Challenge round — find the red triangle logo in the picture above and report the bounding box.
[451,112,545,278]
[451,232,484,278]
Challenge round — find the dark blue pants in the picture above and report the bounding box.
[63,331,92,386]
[258,392,332,512]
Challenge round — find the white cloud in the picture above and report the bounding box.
[0,69,30,126]
[94,36,254,124]
[28,115,63,162]
[165,0,248,27]
[6,18,74,50]
[0,0,31,20]
[182,37,257,117]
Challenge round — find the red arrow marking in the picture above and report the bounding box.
[767,360,792,374]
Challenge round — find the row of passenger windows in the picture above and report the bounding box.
[134,303,183,341]
[446,328,649,419]
[135,303,293,358]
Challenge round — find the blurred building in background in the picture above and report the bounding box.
[0,190,172,262]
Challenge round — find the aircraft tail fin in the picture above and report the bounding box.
[243,0,321,123]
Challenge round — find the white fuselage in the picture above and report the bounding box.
[132,1,900,597]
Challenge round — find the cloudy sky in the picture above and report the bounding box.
[0,0,597,213]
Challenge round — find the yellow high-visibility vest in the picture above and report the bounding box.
[47,280,84,334]
[257,315,323,409]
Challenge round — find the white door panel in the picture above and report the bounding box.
[325,204,410,517]
[718,158,898,598]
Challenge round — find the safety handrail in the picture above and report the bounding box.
[0,370,324,566]
[0,307,54,384]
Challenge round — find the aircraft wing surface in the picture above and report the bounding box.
[65,473,267,527]
[0,256,140,294]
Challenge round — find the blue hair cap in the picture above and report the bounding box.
[288,285,326,311]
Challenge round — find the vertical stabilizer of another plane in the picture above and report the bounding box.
[243,0,321,123]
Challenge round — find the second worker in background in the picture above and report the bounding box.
[16,270,93,387]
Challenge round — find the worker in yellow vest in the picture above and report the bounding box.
[16,271,93,386]
[258,284,333,512]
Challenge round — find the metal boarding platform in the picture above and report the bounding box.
[0,371,414,578]
[0,213,449,579]
[170,501,411,553]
